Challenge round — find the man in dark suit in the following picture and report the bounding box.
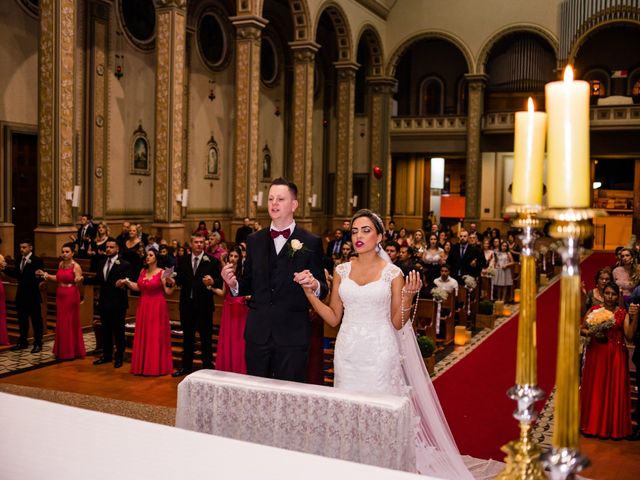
[235,217,254,245]
[448,229,484,281]
[87,238,132,368]
[4,241,44,353]
[222,178,328,382]
[72,214,97,259]
[171,234,223,376]
[325,228,344,259]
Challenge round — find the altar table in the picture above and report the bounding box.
[176,370,416,472]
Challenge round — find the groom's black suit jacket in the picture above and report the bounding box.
[237,226,328,347]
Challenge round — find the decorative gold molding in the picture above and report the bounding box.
[38,0,75,226]
[232,15,267,219]
[334,61,358,217]
[154,6,186,224]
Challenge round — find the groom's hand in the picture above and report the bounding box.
[221,262,238,290]
[294,269,319,292]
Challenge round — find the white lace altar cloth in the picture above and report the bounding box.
[176,370,416,472]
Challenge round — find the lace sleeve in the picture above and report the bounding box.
[383,263,403,283]
[335,262,349,279]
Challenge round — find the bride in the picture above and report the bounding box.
[295,209,474,479]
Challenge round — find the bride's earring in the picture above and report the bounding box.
[376,242,381,252]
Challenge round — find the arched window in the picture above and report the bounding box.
[418,76,444,115]
[583,69,609,104]
[629,68,640,103]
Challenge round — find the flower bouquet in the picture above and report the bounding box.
[484,266,497,278]
[585,308,615,341]
[431,287,449,303]
[462,275,477,290]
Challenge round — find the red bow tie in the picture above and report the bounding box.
[270,228,291,239]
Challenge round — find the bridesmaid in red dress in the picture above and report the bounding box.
[124,248,175,376]
[580,282,638,439]
[37,243,86,359]
[0,253,9,345]
[215,247,248,374]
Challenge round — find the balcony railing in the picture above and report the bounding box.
[390,116,467,134]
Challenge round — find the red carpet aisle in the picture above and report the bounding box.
[433,253,615,460]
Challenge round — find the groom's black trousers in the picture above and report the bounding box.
[245,336,308,382]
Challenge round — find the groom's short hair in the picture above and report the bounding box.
[270,177,298,199]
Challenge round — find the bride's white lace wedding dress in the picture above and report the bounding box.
[333,261,500,479]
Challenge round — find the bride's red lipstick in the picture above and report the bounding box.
[355,240,364,248]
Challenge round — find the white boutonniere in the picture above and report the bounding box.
[288,239,306,258]
[202,255,211,262]
[114,259,121,265]
[25,258,32,265]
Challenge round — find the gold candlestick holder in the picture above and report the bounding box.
[539,208,602,480]
[497,205,546,480]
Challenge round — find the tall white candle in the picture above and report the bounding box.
[545,66,591,208]
[512,98,546,205]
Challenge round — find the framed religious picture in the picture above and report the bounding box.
[130,123,151,175]
[262,143,271,181]
[205,135,220,179]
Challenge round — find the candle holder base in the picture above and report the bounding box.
[540,447,590,480]
[505,204,543,230]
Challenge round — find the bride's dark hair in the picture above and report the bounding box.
[351,209,384,235]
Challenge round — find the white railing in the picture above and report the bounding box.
[390,116,467,134]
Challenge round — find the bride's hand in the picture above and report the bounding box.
[294,269,317,292]
[403,270,422,296]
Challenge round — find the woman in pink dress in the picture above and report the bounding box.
[36,243,86,359]
[0,253,9,345]
[215,247,248,374]
[124,248,175,376]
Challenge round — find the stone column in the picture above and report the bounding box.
[464,74,488,222]
[231,15,267,236]
[367,76,395,216]
[152,0,187,242]
[34,0,77,257]
[289,41,319,227]
[334,61,359,219]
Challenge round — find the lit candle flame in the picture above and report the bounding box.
[527,97,534,113]
[564,65,574,83]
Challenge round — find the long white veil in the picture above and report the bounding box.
[377,246,474,479]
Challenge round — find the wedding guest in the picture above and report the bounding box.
[612,248,640,302]
[193,221,209,238]
[125,248,175,376]
[235,217,254,245]
[396,245,418,277]
[584,267,612,314]
[87,238,132,368]
[480,238,496,299]
[171,234,223,377]
[506,232,521,263]
[396,227,409,247]
[491,236,501,253]
[176,245,187,259]
[410,229,427,258]
[437,230,448,249]
[69,214,96,259]
[630,285,640,438]
[253,220,263,231]
[0,253,8,345]
[207,232,226,261]
[384,220,397,242]
[216,247,248,374]
[434,264,459,297]
[36,243,86,360]
[491,241,515,303]
[384,241,400,264]
[121,224,144,275]
[158,244,177,269]
[341,219,352,243]
[326,229,344,259]
[442,240,453,265]
[212,220,226,242]
[336,242,354,266]
[89,221,110,272]
[145,235,159,253]
[135,224,150,246]
[116,221,131,249]
[4,241,44,352]
[580,283,638,439]
[423,234,445,284]
[448,230,481,281]
[170,239,180,251]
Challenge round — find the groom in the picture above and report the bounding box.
[222,178,328,382]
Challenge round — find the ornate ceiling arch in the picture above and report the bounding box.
[313,1,353,62]
[355,24,384,77]
[568,19,640,64]
[386,29,473,77]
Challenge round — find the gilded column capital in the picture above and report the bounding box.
[289,40,320,63]
[334,61,359,79]
[464,73,489,89]
[231,15,268,40]
[366,76,396,94]
[154,0,186,10]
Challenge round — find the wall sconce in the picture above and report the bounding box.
[322,119,328,128]
[359,129,365,138]
[208,80,216,101]
[274,101,281,117]
[65,185,81,208]
[176,189,189,207]
[252,191,264,207]
[307,193,317,208]
[114,31,124,80]
[349,195,358,208]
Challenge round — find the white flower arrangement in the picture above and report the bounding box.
[431,287,449,302]
[538,246,548,256]
[485,266,497,278]
[462,275,477,290]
